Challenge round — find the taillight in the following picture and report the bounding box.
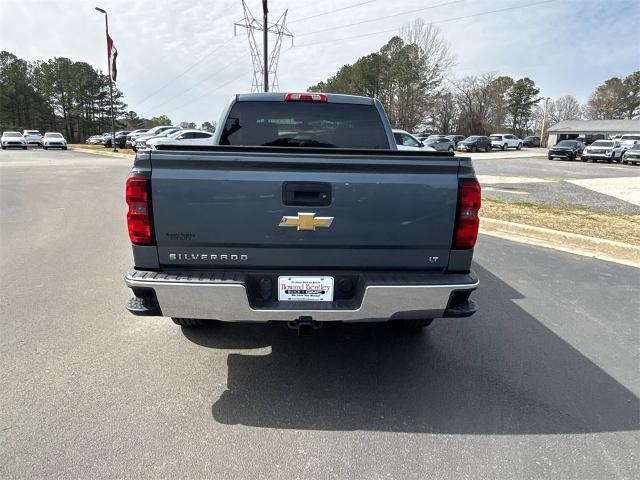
[284,92,328,102]
[126,174,154,245]
[453,179,481,249]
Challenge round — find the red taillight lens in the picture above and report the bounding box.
[126,175,154,245]
[453,179,481,249]
[284,92,328,102]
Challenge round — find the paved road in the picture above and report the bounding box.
[1,150,639,479]
[471,154,640,213]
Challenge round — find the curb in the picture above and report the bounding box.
[68,146,134,160]
[480,217,640,268]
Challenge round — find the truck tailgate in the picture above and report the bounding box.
[149,149,461,270]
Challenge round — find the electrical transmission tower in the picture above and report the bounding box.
[234,0,293,92]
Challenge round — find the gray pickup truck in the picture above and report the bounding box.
[124,92,480,333]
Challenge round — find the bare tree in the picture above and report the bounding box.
[551,95,583,123]
[453,73,499,136]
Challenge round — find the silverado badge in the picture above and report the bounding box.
[279,212,334,231]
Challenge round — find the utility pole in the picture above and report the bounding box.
[235,1,292,93]
[540,97,550,147]
[95,6,117,152]
[263,0,268,92]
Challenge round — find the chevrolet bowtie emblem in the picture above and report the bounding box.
[279,212,334,231]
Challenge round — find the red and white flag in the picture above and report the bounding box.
[107,34,118,83]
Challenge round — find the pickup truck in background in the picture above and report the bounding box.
[124,92,480,334]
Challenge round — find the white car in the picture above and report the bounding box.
[22,130,43,147]
[146,129,215,149]
[489,133,523,151]
[1,131,27,149]
[132,126,176,150]
[134,127,182,150]
[618,134,640,151]
[43,132,68,150]
[392,129,436,151]
[582,140,624,163]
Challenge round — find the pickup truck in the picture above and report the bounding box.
[124,92,480,334]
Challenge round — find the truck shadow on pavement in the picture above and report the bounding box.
[182,264,639,434]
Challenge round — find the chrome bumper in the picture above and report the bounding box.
[125,269,479,322]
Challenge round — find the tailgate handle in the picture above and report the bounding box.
[283,182,331,206]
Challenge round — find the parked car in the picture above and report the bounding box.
[1,131,28,149]
[489,134,523,150]
[124,92,480,332]
[423,136,455,152]
[146,129,215,149]
[445,135,465,146]
[575,134,605,145]
[125,129,148,148]
[392,129,436,151]
[618,134,640,151]
[22,130,43,147]
[42,132,67,150]
[134,127,181,150]
[548,140,584,161]
[581,140,624,162]
[103,131,131,148]
[457,135,492,152]
[523,136,540,147]
[621,143,640,165]
[131,126,176,151]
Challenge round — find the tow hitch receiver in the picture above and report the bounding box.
[288,316,322,336]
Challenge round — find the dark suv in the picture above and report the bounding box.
[548,140,585,161]
[523,136,540,147]
[104,131,131,148]
[456,135,492,152]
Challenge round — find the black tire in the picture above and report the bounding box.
[1,146,6,150]
[485,145,491,152]
[172,317,206,327]
[22,146,27,150]
[43,146,48,150]
[517,143,522,150]
[392,318,434,332]
[448,146,454,152]
[582,157,588,162]
[63,146,67,150]
[502,144,507,151]
[548,156,554,161]
[569,153,575,161]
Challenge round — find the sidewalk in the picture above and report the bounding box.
[68,145,134,160]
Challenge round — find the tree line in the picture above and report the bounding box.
[309,20,640,138]
[0,51,213,142]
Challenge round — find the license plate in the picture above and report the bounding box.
[278,276,334,302]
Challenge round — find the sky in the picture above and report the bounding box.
[1,0,638,126]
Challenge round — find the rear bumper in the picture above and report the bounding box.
[124,268,479,322]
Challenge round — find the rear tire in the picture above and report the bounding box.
[502,144,507,151]
[485,145,491,152]
[172,318,207,327]
[392,318,434,332]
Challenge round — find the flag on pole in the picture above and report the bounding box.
[107,34,118,83]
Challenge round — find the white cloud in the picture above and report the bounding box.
[1,0,638,125]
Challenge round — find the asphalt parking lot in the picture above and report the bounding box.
[470,151,640,214]
[1,149,639,479]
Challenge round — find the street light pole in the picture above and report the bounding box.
[540,97,550,148]
[95,7,117,152]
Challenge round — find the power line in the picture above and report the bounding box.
[141,60,236,116]
[129,36,237,109]
[297,0,465,36]
[296,0,557,47]
[164,69,253,115]
[288,0,378,24]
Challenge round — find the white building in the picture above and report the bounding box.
[547,119,640,146]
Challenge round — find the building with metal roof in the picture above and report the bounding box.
[547,119,640,145]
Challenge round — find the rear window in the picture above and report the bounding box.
[489,135,502,141]
[621,135,640,141]
[220,101,389,149]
